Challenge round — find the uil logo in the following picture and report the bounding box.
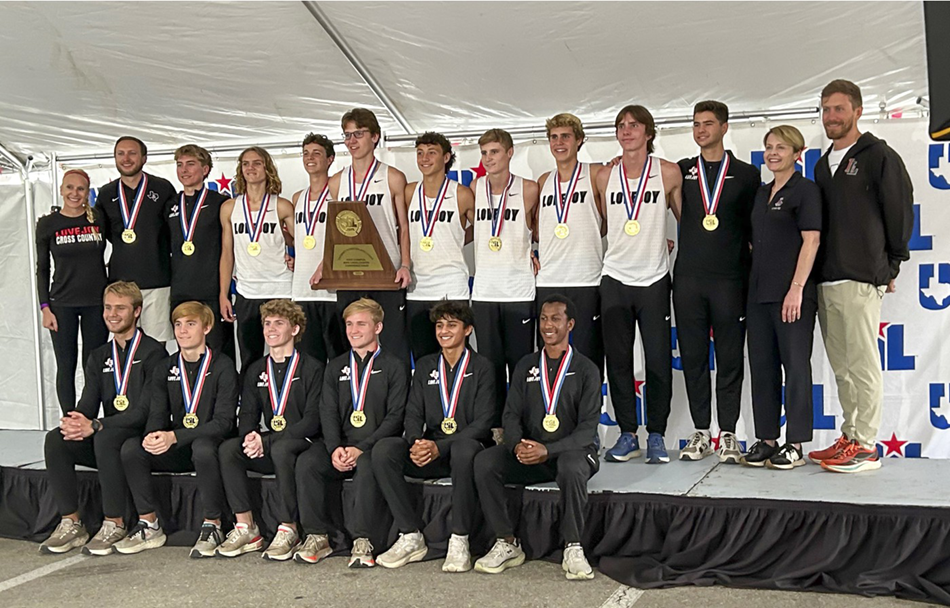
[527,367,540,383]
[102,357,114,373]
[929,383,950,430]
[929,143,950,190]
[339,365,351,381]
[168,366,180,381]
[878,323,916,371]
[919,263,950,310]
[428,369,439,386]
[779,384,835,430]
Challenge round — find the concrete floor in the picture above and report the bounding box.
[0,540,937,608]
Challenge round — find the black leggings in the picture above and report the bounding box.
[233,293,266,374]
[48,304,109,415]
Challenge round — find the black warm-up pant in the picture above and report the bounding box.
[295,441,382,539]
[536,286,604,383]
[474,445,598,544]
[48,304,109,415]
[337,289,410,366]
[407,299,469,365]
[44,426,139,519]
[747,298,817,444]
[121,436,226,521]
[297,300,346,363]
[171,298,235,363]
[472,300,536,425]
[219,436,311,525]
[672,275,747,434]
[372,437,483,536]
[600,275,673,436]
[233,293,267,373]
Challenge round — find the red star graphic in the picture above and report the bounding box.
[879,433,907,457]
[470,162,487,179]
[879,322,890,338]
[215,173,233,195]
[710,435,721,451]
[634,379,645,396]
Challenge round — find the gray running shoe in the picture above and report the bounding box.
[114,520,167,555]
[377,531,427,569]
[263,526,300,561]
[293,534,332,564]
[82,520,127,556]
[40,518,89,554]
[190,523,223,559]
[474,538,525,574]
[215,524,264,558]
[562,544,594,580]
[718,432,743,464]
[441,534,472,573]
[348,537,375,568]
[679,431,713,461]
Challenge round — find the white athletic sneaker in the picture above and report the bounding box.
[679,431,713,461]
[114,520,167,555]
[348,537,375,568]
[215,523,264,558]
[377,531,428,569]
[442,534,472,573]
[40,518,89,554]
[294,534,332,564]
[718,432,742,464]
[474,538,525,574]
[190,523,223,559]
[263,525,300,561]
[562,544,594,580]
[82,520,127,556]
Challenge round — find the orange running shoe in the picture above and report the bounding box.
[807,434,851,464]
[820,441,882,473]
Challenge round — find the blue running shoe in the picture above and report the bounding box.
[646,433,669,464]
[605,433,641,462]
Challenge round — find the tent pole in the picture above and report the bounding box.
[301,1,414,135]
[0,143,46,430]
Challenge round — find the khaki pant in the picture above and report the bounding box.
[140,286,174,343]
[817,281,885,448]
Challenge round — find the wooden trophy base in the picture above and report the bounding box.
[317,201,400,291]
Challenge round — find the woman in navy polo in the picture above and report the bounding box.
[741,126,822,470]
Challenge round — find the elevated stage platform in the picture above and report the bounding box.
[0,430,947,605]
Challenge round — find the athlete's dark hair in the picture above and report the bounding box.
[429,300,474,327]
[415,131,456,172]
[821,79,863,109]
[302,133,336,160]
[693,100,729,125]
[114,136,147,157]
[342,108,381,148]
[540,294,576,322]
[614,105,656,154]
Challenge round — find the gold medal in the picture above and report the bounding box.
[420,236,434,252]
[542,414,560,433]
[271,414,287,432]
[303,235,316,250]
[703,214,719,231]
[183,413,199,429]
[488,236,502,252]
[181,241,195,256]
[113,394,129,411]
[247,242,262,256]
[350,410,366,428]
[624,219,641,236]
[121,229,136,244]
[441,417,458,435]
[554,223,570,239]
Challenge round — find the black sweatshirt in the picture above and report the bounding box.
[321,349,409,454]
[76,331,168,430]
[503,347,600,457]
[813,132,914,285]
[145,350,239,446]
[168,188,228,302]
[97,173,177,289]
[675,151,761,280]
[35,209,108,307]
[404,348,495,457]
[237,351,324,449]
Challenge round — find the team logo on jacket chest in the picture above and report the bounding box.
[168,365,180,381]
[527,366,540,383]
[102,357,114,373]
[428,369,439,385]
[257,370,268,387]
[339,365,351,381]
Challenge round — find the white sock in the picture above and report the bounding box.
[142,519,159,530]
[698,429,711,439]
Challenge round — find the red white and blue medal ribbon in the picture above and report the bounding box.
[697,154,730,216]
[267,349,300,419]
[303,184,330,238]
[112,330,143,398]
[179,348,213,417]
[438,349,471,422]
[620,155,653,222]
[418,178,450,240]
[349,346,381,414]
[348,158,380,202]
[118,174,149,233]
[539,345,573,418]
[242,193,270,246]
[179,186,208,243]
[486,173,513,238]
[552,163,581,225]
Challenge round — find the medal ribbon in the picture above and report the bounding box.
[303,184,330,237]
[118,174,149,232]
[179,348,213,416]
[438,349,471,421]
[417,178,450,239]
[112,330,143,398]
[697,154,731,216]
[179,186,209,243]
[267,349,300,418]
[620,155,653,222]
[241,193,270,245]
[539,346,573,417]
[487,174,514,238]
[349,346,381,413]
[348,158,380,202]
[552,163,581,224]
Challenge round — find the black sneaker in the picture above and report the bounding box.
[766,443,806,470]
[740,440,776,467]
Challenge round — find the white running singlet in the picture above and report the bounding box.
[406,179,470,301]
[230,194,293,299]
[471,174,535,302]
[292,186,335,302]
[338,162,402,269]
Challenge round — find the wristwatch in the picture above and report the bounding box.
[91,419,102,434]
